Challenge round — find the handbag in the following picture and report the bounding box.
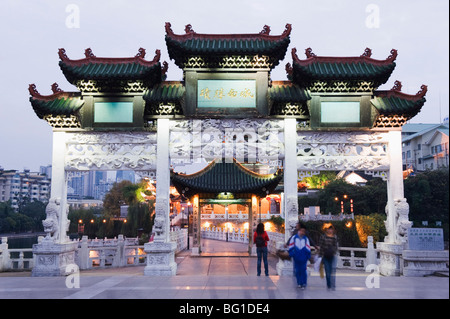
[319,260,325,278]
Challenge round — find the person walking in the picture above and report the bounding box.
[288,223,311,289]
[318,225,338,291]
[254,223,270,276]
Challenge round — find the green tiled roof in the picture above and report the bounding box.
[28,84,84,119]
[143,81,185,104]
[371,84,427,118]
[165,23,291,69]
[288,48,397,88]
[58,48,165,87]
[268,81,311,103]
[171,159,283,197]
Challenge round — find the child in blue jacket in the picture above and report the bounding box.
[288,224,311,289]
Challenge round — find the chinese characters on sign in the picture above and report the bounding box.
[198,80,256,108]
[407,228,444,251]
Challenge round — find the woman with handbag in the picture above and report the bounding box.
[318,225,338,291]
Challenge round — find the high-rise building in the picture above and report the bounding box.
[0,168,51,210]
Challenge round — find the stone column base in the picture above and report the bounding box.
[144,241,177,276]
[377,242,404,276]
[31,239,78,277]
[402,250,449,277]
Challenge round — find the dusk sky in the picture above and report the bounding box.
[0,0,448,172]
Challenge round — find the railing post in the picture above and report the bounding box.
[366,236,378,267]
[0,237,9,271]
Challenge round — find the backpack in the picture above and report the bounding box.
[255,233,265,247]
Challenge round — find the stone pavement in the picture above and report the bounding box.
[0,239,448,302]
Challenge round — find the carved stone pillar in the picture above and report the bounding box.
[144,119,177,276]
[32,131,77,276]
[378,130,410,276]
[276,118,298,275]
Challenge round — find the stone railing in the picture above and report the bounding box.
[299,213,354,221]
[201,226,249,243]
[0,237,34,271]
[0,229,188,272]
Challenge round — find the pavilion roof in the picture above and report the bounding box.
[58,48,167,89]
[371,81,427,119]
[287,47,397,88]
[165,22,292,69]
[28,83,84,119]
[170,159,283,198]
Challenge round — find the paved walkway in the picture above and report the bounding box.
[0,240,448,301]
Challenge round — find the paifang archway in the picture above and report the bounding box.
[28,23,427,277]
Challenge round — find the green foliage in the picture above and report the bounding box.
[302,171,336,189]
[355,213,387,247]
[404,168,449,240]
[0,200,42,233]
[121,201,154,237]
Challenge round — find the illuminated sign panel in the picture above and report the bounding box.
[197,80,256,108]
[321,101,360,123]
[94,102,133,123]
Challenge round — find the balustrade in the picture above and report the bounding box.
[0,229,188,272]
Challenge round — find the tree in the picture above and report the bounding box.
[103,180,133,218]
[18,199,46,232]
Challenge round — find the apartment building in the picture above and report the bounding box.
[0,168,51,209]
[402,122,449,171]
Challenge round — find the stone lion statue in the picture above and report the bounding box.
[395,198,412,244]
[42,198,60,241]
[153,216,165,241]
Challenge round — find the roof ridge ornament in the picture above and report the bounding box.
[305,47,316,58]
[51,83,63,93]
[28,83,40,97]
[58,48,69,61]
[391,80,402,92]
[387,49,398,62]
[84,48,95,58]
[184,24,195,34]
[165,22,173,34]
[260,25,271,35]
[416,85,428,98]
[361,47,372,57]
[282,23,292,36]
[135,47,146,58]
